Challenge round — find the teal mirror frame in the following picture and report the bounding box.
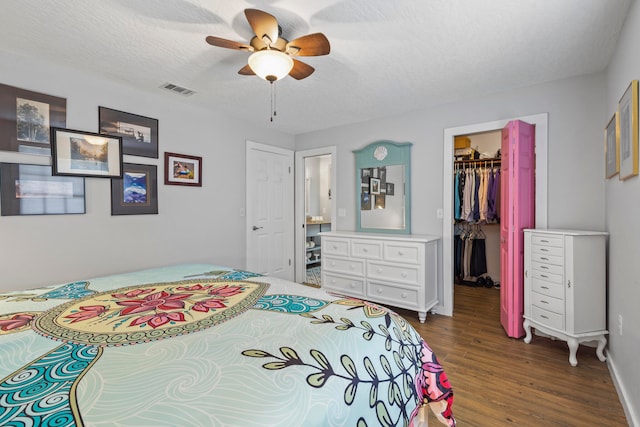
[354,140,412,234]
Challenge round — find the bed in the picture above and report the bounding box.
[0,264,454,426]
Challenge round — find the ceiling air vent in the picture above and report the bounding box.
[160,82,195,97]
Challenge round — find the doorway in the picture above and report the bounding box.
[441,113,549,316]
[245,140,294,280]
[294,147,337,285]
[452,130,502,289]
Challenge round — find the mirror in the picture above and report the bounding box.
[354,140,412,234]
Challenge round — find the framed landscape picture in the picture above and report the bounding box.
[51,127,123,178]
[0,83,66,155]
[0,162,85,216]
[99,107,159,158]
[164,152,202,187]
[111,163,158,215]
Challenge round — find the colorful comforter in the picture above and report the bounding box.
[0,264,454,426]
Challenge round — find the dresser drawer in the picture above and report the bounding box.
[323,256,365,276]
[531,244,564,258]
[531,305,564,331]
[367,262,420,286]
[532,261,563,276]
[532,269,562,285]
[531,252,563,266]
[531,234,564,248]
[383,242,422,264]
[351,240,383,259]
[532,291,564,315]
[367,281,419,310]
[531,277,564,299]
[322,238,350,256]
[323,273,365,297]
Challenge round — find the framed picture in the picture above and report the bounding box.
[164,152,202,187]
[370,177,381,194]
[51,127,123,178]
[605,112,619,179]
[111,163,158,215]
[0,83,66,155]
[374,193,386,209]
[360,191,371,210]
[618,80,638,180]
[99,107,159,158]
[386,182,395,195]
[0,163,85,216]
[378,166,387,187]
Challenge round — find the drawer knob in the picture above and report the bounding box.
[398,251,404,256]
[363,248,368,253]
[401,292,407,298]
[541,300,549,304]
[541,274,548,278]
[541,286,549,290]
[540,257,549,261]
[349,264,355,270]
[376,288,382,294]
[540,248,549,252]
[377,268,383,273]
[540,314,549,319]
[401,272,408,278]
[541,266,548,270]
[332,245,338,250]
[567,280,571,288]
[540,239,549,243]
[350,283,356,288]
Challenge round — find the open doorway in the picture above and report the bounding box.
[441,113,548,317]
[295,147,337,286]
[452,130,502,290]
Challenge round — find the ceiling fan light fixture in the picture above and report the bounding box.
[248,50,293,82]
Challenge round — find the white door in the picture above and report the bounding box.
[294,147,337,283]
[246,141,294,280]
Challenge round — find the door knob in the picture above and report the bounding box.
[252,226,263,231]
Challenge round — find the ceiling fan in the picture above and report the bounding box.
[206,8,330,82]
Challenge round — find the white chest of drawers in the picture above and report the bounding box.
[523,229,608,366]
[321,231,439,323]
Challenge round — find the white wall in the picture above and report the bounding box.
[0,50,294,291]
[604,0,640,424]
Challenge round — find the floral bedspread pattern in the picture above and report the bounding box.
[0,264,454,427]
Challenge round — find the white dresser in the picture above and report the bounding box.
[321,231,439,323]
[523,229,608,366]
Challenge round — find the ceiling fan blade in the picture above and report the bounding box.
[245,9,279,46]
[206,36,253,51]
[286,33,330,56]
[289,59,315,80]
[238,64,255,76]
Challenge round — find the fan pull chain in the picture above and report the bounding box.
[270,81,277,122]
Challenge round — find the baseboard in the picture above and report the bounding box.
[607,351,638,427]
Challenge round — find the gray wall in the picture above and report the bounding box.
[295,73,606,235]
[0,50,294,290]
[605,0,640,424]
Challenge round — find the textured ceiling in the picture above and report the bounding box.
[0,0,632,135]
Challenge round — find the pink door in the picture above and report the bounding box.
[500,120,535,338]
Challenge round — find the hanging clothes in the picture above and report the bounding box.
[454,161,500,225]
[454,170,462,220]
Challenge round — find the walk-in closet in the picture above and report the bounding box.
[453,131,502,289]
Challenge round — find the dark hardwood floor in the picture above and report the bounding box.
[397,284,628,427]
